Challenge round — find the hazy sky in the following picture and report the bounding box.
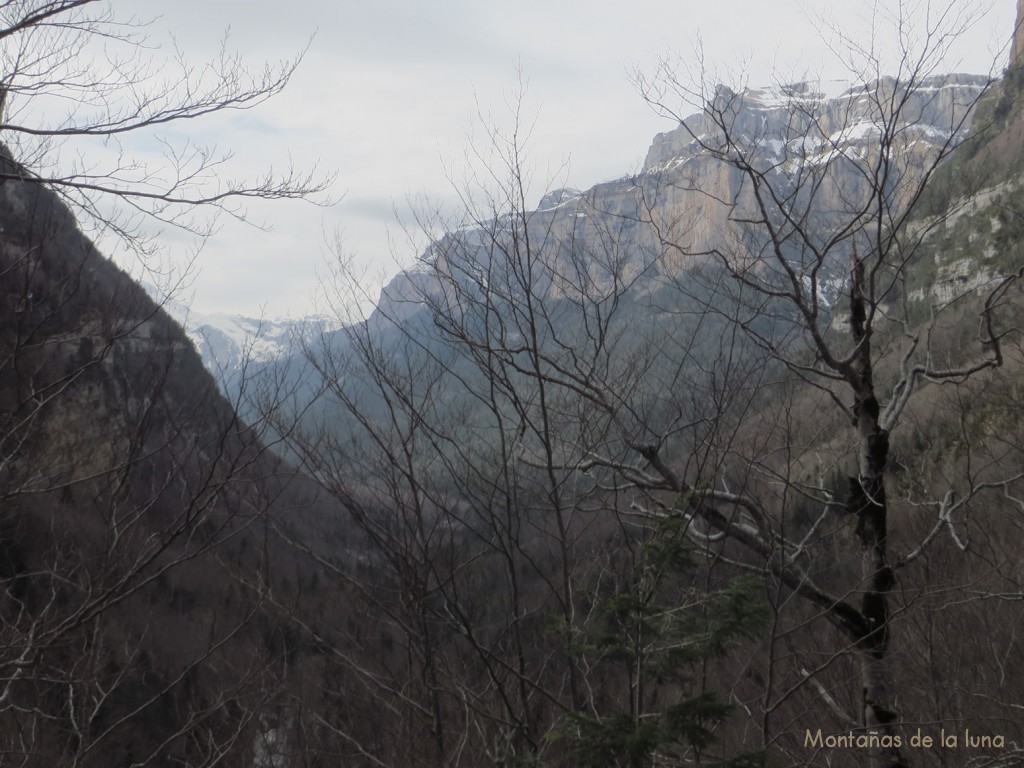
[122,0,1014,317]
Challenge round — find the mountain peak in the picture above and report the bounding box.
[1013,0,1024,68]
[537,187,582,211]
[642,74,989,173]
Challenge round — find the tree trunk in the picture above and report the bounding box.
[849,256,907,768]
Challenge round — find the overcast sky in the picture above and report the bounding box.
[123,0,1015,318]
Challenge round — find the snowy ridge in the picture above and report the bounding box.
[742,79,854,109]
[141,282,340,378]
[536,187,583,212]
[643,74,989,174]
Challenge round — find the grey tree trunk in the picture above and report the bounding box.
[849,257,906,768]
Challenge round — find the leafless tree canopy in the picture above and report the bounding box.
[0,0,331,253]
[0,3,336,765]
[262,3,1024,767]
[5,1,1024,767]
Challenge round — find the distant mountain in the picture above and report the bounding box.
[346,74,989,338]
[142,284,340,383]
[642,75,986,171]
[244,73,996,478]
[6,60,1022,767]
[243,66,1024,768]
[0,144,350,765]
[227,75,991,430]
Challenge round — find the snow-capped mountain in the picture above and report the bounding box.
[368,74,989,328]
[142,284,337,381]
[642,74,988,173]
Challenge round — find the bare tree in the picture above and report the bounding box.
[274,4,1024,767]
[264,83,777,766]
[0,0,331,256]
[0,4,336,764]
[621,3,1024,766]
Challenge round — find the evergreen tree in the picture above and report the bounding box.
[551,513,768,768]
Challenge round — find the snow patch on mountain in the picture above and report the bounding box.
[141,283,340,378]
[743,79,854,109]
[643,74,989,174]
[537,187,582,211]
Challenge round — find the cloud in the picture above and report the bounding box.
[117,0,1016,317]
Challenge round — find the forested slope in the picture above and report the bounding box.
[5,32,1024,768]
[0,146,360,766]
[252,63,1024,768]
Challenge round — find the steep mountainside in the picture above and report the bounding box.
[0,148,353,766]
[146,284,338,382]
[261,73,990,400]
[383,74,987,324]
[245,65,1024,768]
[5,59,1024,767]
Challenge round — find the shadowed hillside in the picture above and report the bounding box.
[0,146,361,766]
[5,11,1024,768]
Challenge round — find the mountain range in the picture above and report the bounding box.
[179,73,990,385]
[4,33,1024,766]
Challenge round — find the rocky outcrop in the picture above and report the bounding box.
[537,187,582,210]
[374,264,451,326]
[1013,0,1024,69]
[0,147,340,765]
[636,74,987,270]
[364,73,989,323]
[642,76,986,173]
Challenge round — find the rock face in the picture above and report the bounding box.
[642,76,985,173]
[639,74,986,268]
[362,73,988,323]
[0,146,331,765]
[537,187,582,210]
[149,286,337,383]
[1013,0,1024,69]
[374,265,450,327]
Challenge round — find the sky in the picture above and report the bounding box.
[104,0,1019,318]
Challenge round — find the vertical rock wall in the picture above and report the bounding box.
[1012,0,1024,68]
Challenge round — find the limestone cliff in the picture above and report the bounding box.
[1013,0,1024,68]
[376,73,988,319]
[0,147,340,765]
